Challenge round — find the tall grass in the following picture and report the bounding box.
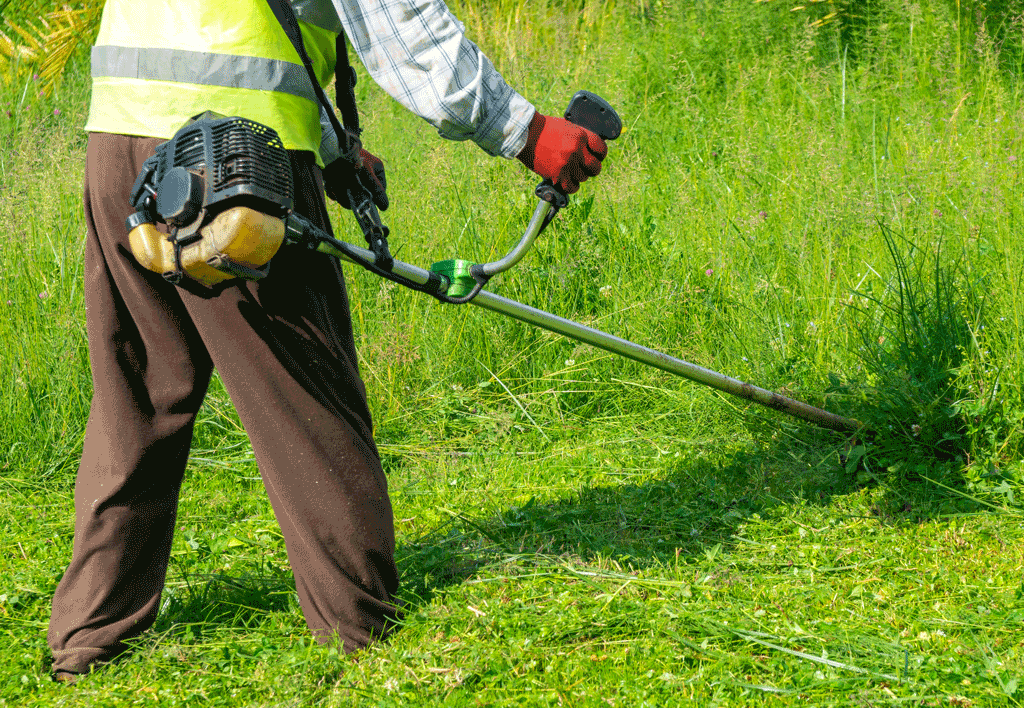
[2,0,1021,497]
[1,0,1023,704]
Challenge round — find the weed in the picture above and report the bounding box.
[831,222,1021,494]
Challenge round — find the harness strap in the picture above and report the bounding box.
[264,0,347,142]
[336,32,360,135]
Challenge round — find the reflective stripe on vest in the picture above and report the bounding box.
[85,0,338,160]
[91,46,318,104]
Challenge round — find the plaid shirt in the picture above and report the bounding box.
[320,0,535,163]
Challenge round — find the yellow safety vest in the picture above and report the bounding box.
[86,0,339,161]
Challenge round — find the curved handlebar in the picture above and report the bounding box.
[477,200,555,277]
[474,91,622,280]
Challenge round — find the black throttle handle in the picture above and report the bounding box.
[564,90,622,141]
[536,90,622,208]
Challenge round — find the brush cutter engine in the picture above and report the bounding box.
[126,111,303,290]
[127,110,398,293]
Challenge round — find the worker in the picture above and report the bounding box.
[47,0,607,681]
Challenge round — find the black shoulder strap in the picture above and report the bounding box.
[264,0,353,140]
[336,32,360,135]
[263,0,392,269]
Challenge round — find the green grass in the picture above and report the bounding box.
[2,0,1024,705]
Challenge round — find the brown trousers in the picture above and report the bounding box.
[48,133,399,674]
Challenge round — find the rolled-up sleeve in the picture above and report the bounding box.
[330,0,535,158]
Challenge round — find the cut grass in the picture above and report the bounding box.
[5,438,1023,705]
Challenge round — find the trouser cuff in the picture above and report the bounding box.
[51,646,119,675]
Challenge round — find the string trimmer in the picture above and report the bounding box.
[125,92,861,434]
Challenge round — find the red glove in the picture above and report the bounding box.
[516,112,608,195]
[322,148,389,211]
[356,149,388,210]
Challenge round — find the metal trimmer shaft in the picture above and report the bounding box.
[313,235,861,434]
[470,290,860,433]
